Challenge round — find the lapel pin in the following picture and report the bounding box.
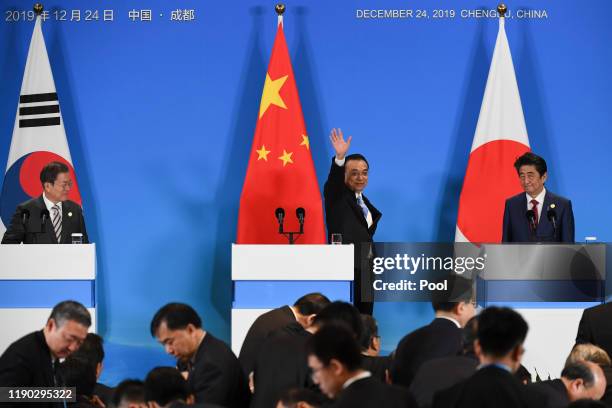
[68,212,73,217]
[549,204,556,209]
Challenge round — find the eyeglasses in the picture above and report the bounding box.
[54,181,73,190]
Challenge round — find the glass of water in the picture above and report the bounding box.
[71,233,83,244]
[331,233,342,245]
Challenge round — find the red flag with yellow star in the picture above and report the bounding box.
[237,20,325,244]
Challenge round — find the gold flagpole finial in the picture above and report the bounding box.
[33,3,44,15]
[497,3,507,17]
[275,4,286,16]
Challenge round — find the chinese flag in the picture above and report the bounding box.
[237,21,326,244]
[455,16,530,243]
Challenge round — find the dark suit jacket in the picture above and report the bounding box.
[525,379,569,408]
[250,322,315,408]
[0,330,59,408]
[2,195,89,244]
[576,302,612,358]
[332,376,417,408]
[390,318,463,388]
[238,305,296,375]
[361,355,390,384]
[409,355,479,408]
[502,190,574,243]
[183,332,249,408]
[432,365,546,408]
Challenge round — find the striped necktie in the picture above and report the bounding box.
[356,195,370,220]
[52,204,62,243]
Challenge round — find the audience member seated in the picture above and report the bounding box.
[527,361,606,408]
[239,293,330,378]
[61,357,103,408]
[566,343,612,407]
[112,379,147,408]
[275,388,330,408]
[70,333,114,406]
[432,306,545,408]
[306,323,417,408]
[391,275,475,387]
[150,303,249,408]
[409,315,479,408]
[144,366,225,408]
[0,300,91,408]
[359,314,389,383]
[250,301,363,408]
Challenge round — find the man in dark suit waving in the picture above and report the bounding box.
[2,161,88,244]
[502,152,574,243]
[324,128,381,314]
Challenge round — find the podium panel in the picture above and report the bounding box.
[0,244,97,354]
[231,244,353,355]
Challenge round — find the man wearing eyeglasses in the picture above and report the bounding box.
[2,161,88,244]
[324,128,382,315]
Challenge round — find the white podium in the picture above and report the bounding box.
[0,244,97,353]
[231,244,353,355]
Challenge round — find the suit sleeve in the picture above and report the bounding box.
[501,199,511,243]
[560,200,575,243]
[79,207,89,244]
[575,309,593,345]
[323,157,345,206]
[1,204,26,244]
[0,346,33,386]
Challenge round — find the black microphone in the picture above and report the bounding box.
[275,208,285,233]
[40,209,50,233]
[547,207,558,234]
[296,207,305,233]
[20,209,30,226]
[526,209,536,233]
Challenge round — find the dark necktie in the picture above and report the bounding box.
[52,204,62,243]
[530,199,539,226]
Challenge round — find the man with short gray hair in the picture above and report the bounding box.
[0,300,91,395]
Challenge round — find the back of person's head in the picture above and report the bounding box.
[71,333,104,366]
[461,315,478,356]
[562,361,606,401]
[345,153,369,169]
[113,379,146,408]
[307,323,362,372]
[359,314,379,353]
[144,367,190,406]
[276,387,328,408]
[566,344,611,367]
[313,301,363,340]
[61,357,97,398]
[49,300,91,328]
[477,306,528,358]
[293,293,331,316]
[431,275,474,312]
[150,303,202,337]
[40,161,69,186]
[513,152,547,176]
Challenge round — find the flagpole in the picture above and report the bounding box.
[275,3,285,26]
[497,3,507,19]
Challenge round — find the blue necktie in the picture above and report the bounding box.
[357,196,370,220]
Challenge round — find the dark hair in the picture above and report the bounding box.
[150,303,202,337]
[431,275,474,312]
[144,367,190,405]
[49,300,91,328]
[314,301,363,340]
[277,387,328,408]
[294,293,331,316]
[461,315,479,355]
[562,361,596,388]
[514,152,547,177]
[60,357,97,397]
[345,153,369,169]
[40,161,69,186]
[477,307,528,357]
[112,379,145,407]
[71,333,104,365]
[307,323,362,371]
[359,314,378,351]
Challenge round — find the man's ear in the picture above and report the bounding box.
[542,172,548,183]
[474,339,482,359]
[45,318,56,332]
[329,359,344,376]
[305,314,316,328]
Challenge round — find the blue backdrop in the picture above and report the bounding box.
[1,0,610,382]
